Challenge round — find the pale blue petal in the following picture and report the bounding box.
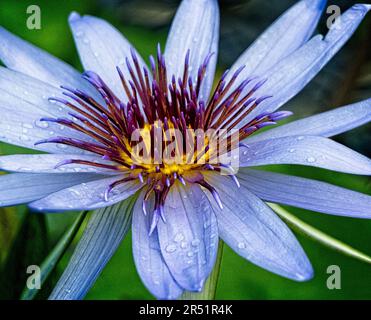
[0,173,101,207]
[229,0,326,81]
[0,67,94,153]
[157,183,219,292]
[239,169,371,219]
[164,0,219,102]
[0,154,118,174]
[248,98,371,143]
[240,135,371,175]
[29,176,141,211]
[241,4,371,127]
[68,12,147,101]
[204,173,313,281]
[49,199,133,300]
[132,192,183,299]
[0,26,96,97]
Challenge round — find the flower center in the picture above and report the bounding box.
[35,45,292,232]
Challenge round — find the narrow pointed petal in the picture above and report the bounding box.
[164,0,219,102]
[240,135,371,175]
[229,0,326,80]
[248,98,371,142]
[239,169,371,218]
[0,154,118,174]
[157,183,219,292]
[0,67,94,153]
[204,173,313,281]
[29,176,141,211]
[0,173,101,207]
[68,12,147,101]
[0,27,97,97]
[49,198,134,300]
[132,192,183,299]
[242,4,371,126]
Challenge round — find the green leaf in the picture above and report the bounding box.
[0,207,21,265]
[0,210,49,299]
[268,203,371,265]
[179,240,224,300]
[20,211,88,300]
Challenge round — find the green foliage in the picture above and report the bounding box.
[0,210,49,299]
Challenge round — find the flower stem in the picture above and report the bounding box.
[269,203,371,264]
[179,240,224,300]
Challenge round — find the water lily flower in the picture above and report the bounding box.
[0,0,370,300]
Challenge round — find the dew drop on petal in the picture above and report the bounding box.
[306,156,316,163]
[237,242,246,249]
[191,239,200,247]
[174,233,184,242]
[165,244,177,253]
[35,120,49,129]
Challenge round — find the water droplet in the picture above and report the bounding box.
[187,251,194,257]
[35,120,49,129]
[191,239,200,247]
[180,241,187,249]
[243,151,248,156]
[94,52,99,57]
[165,244,177,253]
[306,156,316,163]
[174,233,184,242]
[288,148,295,153]
[19,134,30,141]
[237,242,246,249]
[83,38,90,44]
[296,136,304,141]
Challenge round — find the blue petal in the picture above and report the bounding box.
[0,67,96,153]
[240,4,371,127]
[239,169,371,219]
[49,199,134,300]
[240,135,371,175]
[229,0,326,83]
[0,154,119,174]
[29,176,141,211]
[248,98,371,142]
[164,0,219,102]
[68,13,147,101]
[204,173,313,281]
[156,183,219,292]
[0,173,101,207]
[132,192,183,299]
[0,27,97,98]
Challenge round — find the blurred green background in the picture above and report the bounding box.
[0,0,370,300]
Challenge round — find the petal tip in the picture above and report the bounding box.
[68,12,81,23]
[293,263,314,282]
